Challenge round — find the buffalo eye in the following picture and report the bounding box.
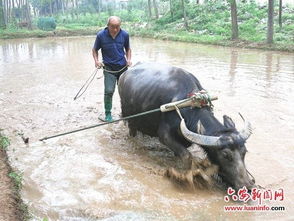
[222,149,233,161]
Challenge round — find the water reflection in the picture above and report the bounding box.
[228,49,238,96]
[265,52,273,91]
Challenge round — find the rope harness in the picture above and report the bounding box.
[73,67,101,100]
[40,108,161,141]
[103,65,128,74]
[73,64,128,100]
[40,91,216,141]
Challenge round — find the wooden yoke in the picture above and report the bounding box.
[160,91,218,112]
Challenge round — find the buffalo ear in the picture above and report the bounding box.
[223,115,236,129]
[196,120,206,134]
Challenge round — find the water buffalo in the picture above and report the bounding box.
[118,62,255,190]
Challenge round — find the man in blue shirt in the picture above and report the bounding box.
[92,16,132,122]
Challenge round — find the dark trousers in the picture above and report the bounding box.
[103,64,127,114]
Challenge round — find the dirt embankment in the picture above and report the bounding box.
[0,147,28,221]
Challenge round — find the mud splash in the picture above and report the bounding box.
[165,144,219,191]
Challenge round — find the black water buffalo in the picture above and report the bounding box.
[118,62,255,190]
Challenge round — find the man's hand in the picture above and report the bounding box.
[95,61,104,69]
[127,60,132,67]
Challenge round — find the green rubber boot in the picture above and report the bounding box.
[104,95,113,122]
[105,113,113,122]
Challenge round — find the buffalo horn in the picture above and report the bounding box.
[238,113,252,141]
[180,119,221,147]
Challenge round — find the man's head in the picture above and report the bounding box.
[107,16,121,38]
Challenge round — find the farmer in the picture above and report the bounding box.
[92,16,132,122]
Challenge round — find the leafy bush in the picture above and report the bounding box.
[37,17,56,31]
[117,9,146,22]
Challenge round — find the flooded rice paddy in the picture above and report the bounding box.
[0,36,293,220]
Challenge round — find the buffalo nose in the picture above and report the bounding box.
[234,180,255,192]
[246,181,257,193]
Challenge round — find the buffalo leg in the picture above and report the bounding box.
[127,119,137,137]
[158,125,192,169]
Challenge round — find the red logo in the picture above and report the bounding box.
[224,187,285,204]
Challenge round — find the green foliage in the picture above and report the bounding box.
[0,132,10,150]
[238,1,266,21]
[55,9,145,29]
[60,13,103,26]
[128,0,147,10]
[1,0,293,51]
[116,9,146,22]
[146,1,293,46]
[239,18,259,34]
[9,171,23,190]
[37,17,57,31]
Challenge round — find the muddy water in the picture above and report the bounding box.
[0,36,293,221]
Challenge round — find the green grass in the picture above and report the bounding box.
[8,171,23,190]
[0,131,10,150]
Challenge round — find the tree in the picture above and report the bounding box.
[2,0,14,26]
[153,0,159,19]
[230,0,239,40]
[87,0,101,13]
[148,0,152,18]
[180,0,188,29]
[278,0,282,28]
[169,0,173,20]
[4,0,10,26]
[0,0,5,28]
[267,0,274,44]
[25,0,32,29]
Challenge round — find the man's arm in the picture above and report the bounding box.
[92,48,103,68]
[126,47,132,67]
